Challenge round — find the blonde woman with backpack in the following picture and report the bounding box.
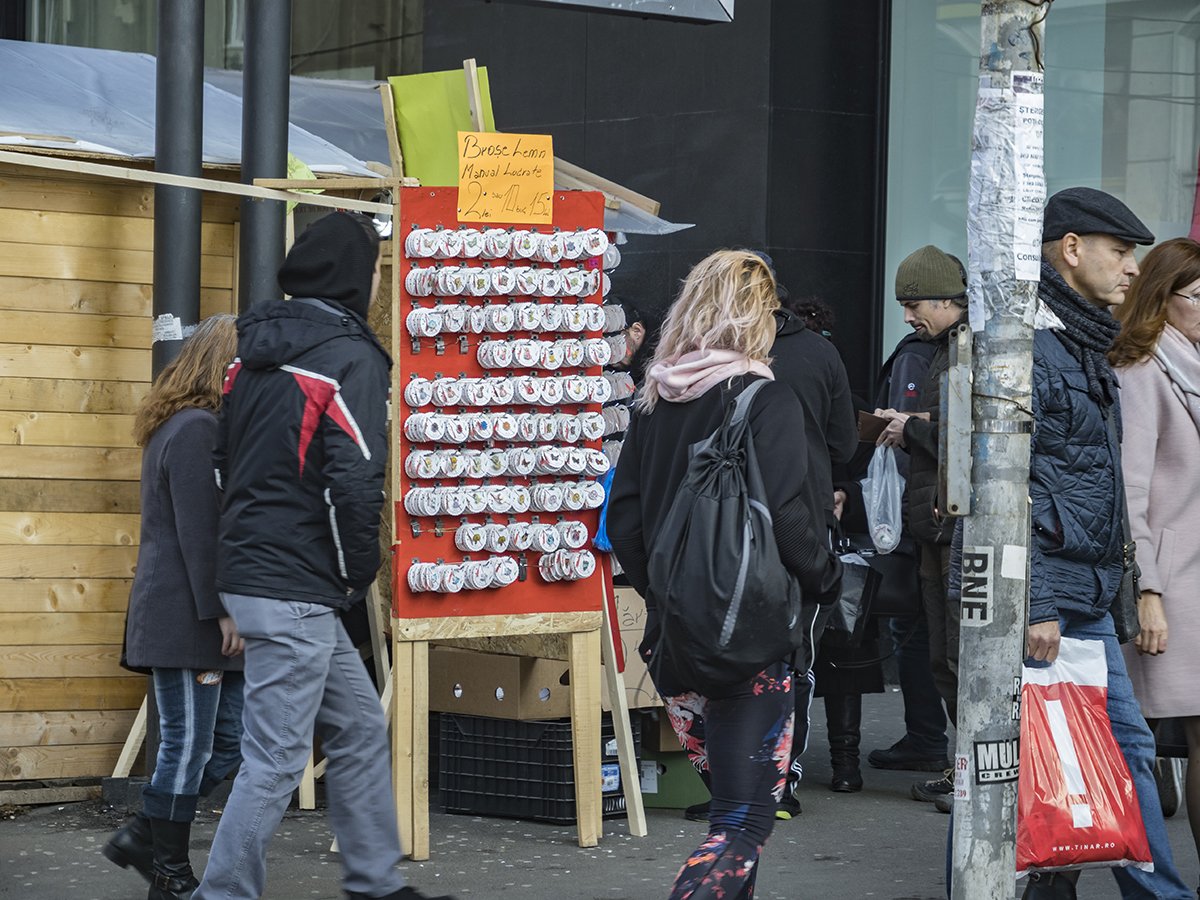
[608,250,842,899]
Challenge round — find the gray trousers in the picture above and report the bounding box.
[193,594,404,900]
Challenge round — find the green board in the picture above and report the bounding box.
[387,68,497,186]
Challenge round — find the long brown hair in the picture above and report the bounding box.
[638,250,779,411]
[133,315,238,446]
[1111,238,1200,368]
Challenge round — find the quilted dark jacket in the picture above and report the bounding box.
[1028,328,1123,625]
[902,313,967,545]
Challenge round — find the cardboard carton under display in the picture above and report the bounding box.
[604,587,662,711]
[639,748,709,810]
[429,647,571,720]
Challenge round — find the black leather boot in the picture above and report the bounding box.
[101,811,154,882]
[826,693,864,793]
[147,818,198,900]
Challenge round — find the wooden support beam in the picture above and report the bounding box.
[111,697,147,778]
[463,59,486,133]
[0,149,392,215]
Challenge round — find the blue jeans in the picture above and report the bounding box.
[194,595,404,900]
[945,613,1193,900]
[1062,613,1192,899]
[142,668,244,822]
[891,613,949,757]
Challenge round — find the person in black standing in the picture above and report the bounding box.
[103,315,245,899]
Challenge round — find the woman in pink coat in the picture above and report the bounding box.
[1111,236,1200,872]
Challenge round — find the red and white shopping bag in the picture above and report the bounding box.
[1016,636,1152,877]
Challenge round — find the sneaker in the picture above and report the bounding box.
[933,793,952,814]
[868,737,949,772]
[911,769,954,803]
[683,801,710,822]
[1154,757,1182,819]
[775,794,802,820]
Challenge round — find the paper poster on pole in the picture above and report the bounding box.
[457,131,554,225]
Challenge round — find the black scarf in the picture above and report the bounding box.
[1038,258,1121,408]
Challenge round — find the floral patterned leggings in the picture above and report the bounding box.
[664,662,794,900]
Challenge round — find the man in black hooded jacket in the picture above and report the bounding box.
[195,213,452,900]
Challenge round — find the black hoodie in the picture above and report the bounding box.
[214,218,390,608]
[770,310,857,529]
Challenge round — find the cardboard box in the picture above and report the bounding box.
[428,647,572,720]
[601,588,662,711]
[639,748,708,809]
[638,709,681,753]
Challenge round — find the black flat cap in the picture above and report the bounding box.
[1043,186,1155,245]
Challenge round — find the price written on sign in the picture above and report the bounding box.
[457,131,554,225]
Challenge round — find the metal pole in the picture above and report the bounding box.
[950,3,1046,896]
[238,0,292,310]
[152,0,205,375]
[147,0,206,779]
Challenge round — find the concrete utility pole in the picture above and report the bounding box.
[950,2,1047,896]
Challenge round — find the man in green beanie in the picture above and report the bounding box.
[874,245,969,810]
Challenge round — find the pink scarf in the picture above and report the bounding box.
[647,348,774,404]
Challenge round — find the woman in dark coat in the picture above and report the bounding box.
[103,315,244,900]
[608,250,842,899]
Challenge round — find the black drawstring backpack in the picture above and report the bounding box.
[645,379,806,696]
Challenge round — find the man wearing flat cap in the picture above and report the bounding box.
[1021,188,1192,898]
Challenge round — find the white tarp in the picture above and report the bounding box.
[0,39,377,176]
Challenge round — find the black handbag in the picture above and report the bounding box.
[1151,717,1189,759]
[824,549,880,647]
[840,533,922,620]
[1106,411,1141,645]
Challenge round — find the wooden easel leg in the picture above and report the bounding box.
[393,631,416,858]
[367,583,389,690]
[568,628,603,847]
[298,754,316,810]
[112,696,148,778]
[600,601,647,837]
[411,640,430,861]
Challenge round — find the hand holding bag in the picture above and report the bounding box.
[1016,637,1152,877]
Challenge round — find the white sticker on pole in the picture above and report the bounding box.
[954,753,970,801]
[960,546,993,627]
[1012,71,1045,282]
[1001,544,1027,581]
[1045,698,1093,828]
[152,314,184,343]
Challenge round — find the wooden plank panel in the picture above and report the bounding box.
[0,710,138,747]
[0,447,141,480]
[3,311,150,350]
[0,242,232,289]
[0,612,126,645]
[0,344,148,383]
[0,512,138,546]
[0,545,138,578]
[0,165,241,223]
[0,743,127,779]
[201,290,238,319]
[0,677,145,712]
[0,208,234,255]
[0,412,137,447]
[0,579,131,612]
[0,644,125,677]
[0,276,152,316]
[0,479,139,513]
[0,378,147,413]
[0,784,102,804]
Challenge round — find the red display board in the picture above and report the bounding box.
[392,186,608,620]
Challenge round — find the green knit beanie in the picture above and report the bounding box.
[895,245,967,302]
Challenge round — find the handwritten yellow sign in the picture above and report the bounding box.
[457,131,554,225]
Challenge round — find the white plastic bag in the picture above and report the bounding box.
[862,446,904,554]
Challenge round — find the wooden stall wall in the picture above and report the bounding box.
[0,160,238,783]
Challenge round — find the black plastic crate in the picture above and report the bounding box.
[438,712,641,824]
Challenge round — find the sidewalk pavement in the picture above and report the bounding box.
[1,688,1194,899]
